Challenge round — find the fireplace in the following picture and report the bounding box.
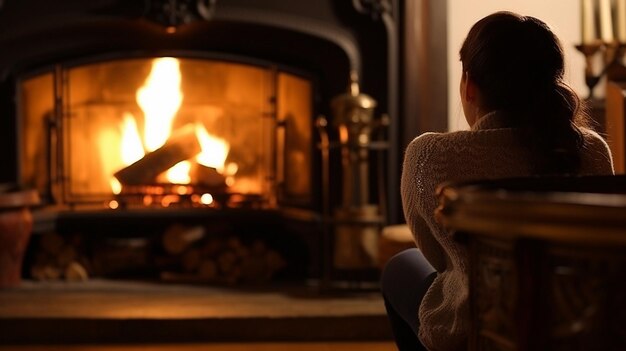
[18,53,319,284]
[0,0,448,286]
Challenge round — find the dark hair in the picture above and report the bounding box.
[460,11,587,174]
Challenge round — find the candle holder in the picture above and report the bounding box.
[575,42,605,99]
[575,41,626,99]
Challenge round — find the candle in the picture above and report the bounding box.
[617,0,626,42]
[599,0,614,42]
[581,0,596,43]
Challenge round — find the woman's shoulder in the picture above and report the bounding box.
[579,127,611,154]
[406,132,450,164]
[403,131,480,185]
[580,126,607,142]
[403,132,450,181]
[407,130,474,151]
[405,130,488,159]
[579,127,615,174]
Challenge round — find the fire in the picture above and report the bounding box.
[110,112,144,194]
[196,124,229,172]
[110,178,122,195]
[165,161,192,184]
[110,57,232,194]
[136,57,183,152]
[120,112,145,165]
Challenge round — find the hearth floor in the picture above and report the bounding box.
[0,279,392,345]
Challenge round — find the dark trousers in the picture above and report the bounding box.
[381,248,437,351]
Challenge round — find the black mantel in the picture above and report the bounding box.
[0,0,448,224]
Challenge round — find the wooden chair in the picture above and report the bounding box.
[436,175,626,351]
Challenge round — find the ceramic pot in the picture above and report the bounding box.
[0,188,39,288]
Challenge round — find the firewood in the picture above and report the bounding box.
[226,237,242,250]
[160,271,203,283]
[224,265,242,285]
[153,255,179,269]
[64,261,88,282]
[33,251,53,266]
[200,238,222,256]
[39,232,64,255]
[227,238,249,258]
[197,260,218,280]
[250,240,266,255]
[266,249,286,272]
[217,250,237,273]
[240,255,268,283]
[30,265,46,281]
[181,248,201,272]
[192,164,227,188]
[114,123,201,185]
[31,264,61,281]
[162,224,205,255]
[235,246,249,259]
[56,246,77,267]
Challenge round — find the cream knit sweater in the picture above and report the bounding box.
[401,112,614,351]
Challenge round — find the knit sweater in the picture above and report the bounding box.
[401,112,614,351]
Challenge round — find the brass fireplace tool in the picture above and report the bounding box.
[317,72,389,274]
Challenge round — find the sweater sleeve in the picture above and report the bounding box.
[401,133,447,272]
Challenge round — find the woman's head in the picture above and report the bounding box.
[459,11,586,174]
[460,12,567,119]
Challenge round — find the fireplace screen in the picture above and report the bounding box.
[19,57,313,209]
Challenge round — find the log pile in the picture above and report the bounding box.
[90,237,151,277]
[26,226,287,286]
[158,224,287,285]
[29,232,89,282]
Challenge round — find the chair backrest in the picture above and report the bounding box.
[436,175,626,351]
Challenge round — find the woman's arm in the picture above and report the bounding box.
[401,133,447,272]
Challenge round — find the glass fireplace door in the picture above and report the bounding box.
[19,56,313,209]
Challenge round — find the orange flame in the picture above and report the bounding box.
[195,124,230,173]
[137,57,183,152]
[120,112,145,165]
[165,160,192,184]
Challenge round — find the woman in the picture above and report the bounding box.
[381,11,614,351]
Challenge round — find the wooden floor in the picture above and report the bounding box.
[0,342,396,351]
[1,279,385,318]
[0,279,393,344]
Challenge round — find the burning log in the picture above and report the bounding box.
[192,164,227,188]
[114,124,201,185]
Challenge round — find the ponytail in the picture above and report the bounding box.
[520,82,586,174]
